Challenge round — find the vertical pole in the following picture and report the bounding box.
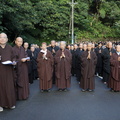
[71,0,74,44]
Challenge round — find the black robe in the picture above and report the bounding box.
[102,47,116,82]
[47,46,59,84]
[95,47,103,76]
[31,50,38,81]
[75,48,84,81]
[25,49,33,83]
[71,49,78,76]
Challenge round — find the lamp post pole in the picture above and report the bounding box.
[69,0,77,44]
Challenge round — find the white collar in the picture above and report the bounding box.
[40,49,47,55]
[117,52,120,55]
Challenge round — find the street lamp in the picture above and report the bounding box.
[69,0,77,44]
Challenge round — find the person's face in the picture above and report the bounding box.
[24,43,29,49]
[71,46,74,50]
[56,42,58,46]
[41,44,47,50]
[30,46,35,52]
[0,33,8,45]
[68,45,70,49]
[98,43,102,48]
[15,38,23,47]
[51,41,56,47]
[60,43,66,50]
[116,45,120,52]
[87,44,92,51]
[83,44,87,51]
[74,45,78,49]
[92,44,95,48]
[108,43,113,49]
[79,44,83,49]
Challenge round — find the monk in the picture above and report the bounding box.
[47,40,59,84]
[80,43,97,92]
[37,42,53,92]
[102,42,116,84]
[108,45,120,92]
[76,43,84,82]
[55,41,72,91]
[13,37,29,100]
[95,42,103,78]
[0,33,16,112]
[24,42,33,84]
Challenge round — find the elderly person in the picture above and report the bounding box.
[0,33,16,112]
[108,45,120,92]
[55,41,72,91]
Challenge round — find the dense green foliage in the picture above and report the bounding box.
[0,0,120,44]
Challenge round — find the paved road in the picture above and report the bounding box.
[0,76,120,120]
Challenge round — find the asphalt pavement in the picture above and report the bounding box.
[0,76,120,120]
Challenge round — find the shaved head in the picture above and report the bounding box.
[24,42,29,49]
[51,40,56,47]
[60,41,66,50]
[0,33,8,45]
[87,43,92,51]
[116,45,120,52]
[107,42,112,49]
[15,37,23,47]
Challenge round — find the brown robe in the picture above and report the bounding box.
[13,45,29,100]
[0,44,16,108]
[108,53,120,91]
[37,50,53,90]
[55,49,72,89]
[80,51,97,90]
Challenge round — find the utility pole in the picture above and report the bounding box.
[69,0,77,44]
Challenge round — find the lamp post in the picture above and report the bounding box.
[69,0,77,44]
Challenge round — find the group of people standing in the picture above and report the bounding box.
[0,32,120,112]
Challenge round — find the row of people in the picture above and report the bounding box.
[0,32,120,112]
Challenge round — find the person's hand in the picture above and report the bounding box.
[110,52,112,56]
[12,61,16,65]
[43,54,45,58]
[99,50,101,53]
[52,49,55,53]
[87,51,91,59]
[27,59,30,61]
[21,58,26,62]
[118,57,120,61]
[62,52,65,58]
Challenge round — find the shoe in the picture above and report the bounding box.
[11,106,16,109]
[104,82,107,85]
[63,89,67,92]
[98,76,103,79]
[88,89,93,92]
[47,89,51,92]
[58,89,62,92]
[0,107,3,112]
[41,90,44,93]
[81,89,86,92]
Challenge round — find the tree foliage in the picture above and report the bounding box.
[0,0,119,44]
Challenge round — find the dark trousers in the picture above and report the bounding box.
[95,67,103,76]
[103,71,110,82]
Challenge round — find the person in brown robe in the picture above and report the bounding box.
[55,41,72,91]
[13,37,29,100]
[0,33,16,112]
[37,42,53,92]
[108,45,120,92]
[80,43,97,92]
